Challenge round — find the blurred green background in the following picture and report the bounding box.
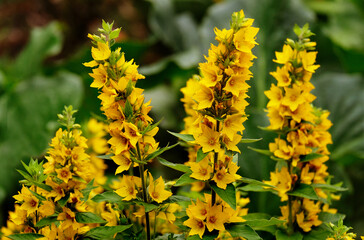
[0,0,363,236]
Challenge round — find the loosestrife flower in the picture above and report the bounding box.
[1,106,107,239]
[180,10,258,238]
[84,21,176,239]
[263,24,339,234]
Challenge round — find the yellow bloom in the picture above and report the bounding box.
[282,84,306,111]
[56,165,72,184]
[190,157,213,181]
[212,168,235,189]
[115,175,141,201]
[221,114,246,140]
[183,216,205,238]
[274,44,295,64]
[205,204,227,232]
[224,74,250,97]
[112,153,132,174]
[123,122,142,148]
[263,167,292,201]
[89,64,108,89]
[199,62,222,87]
[194,83,215,110]
[91,41,111,61]
[148,173,172,203]
[194,125,220,153]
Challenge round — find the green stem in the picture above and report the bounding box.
[287,160,294,235]
[211,121,220,206]
[137,143,151,240]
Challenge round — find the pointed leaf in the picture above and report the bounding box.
[300,153,324,162]
[91,191,123,203]
[158,157,190,173]
[145,143,179,162]
[196,148,209,163]
[75,212,106,224]
[210,182,236,209]
[312,183,347,192]
[240,138,263,143]
[275,229,303,240]
[237,177,275,188]
[6,234,45,240]
[167,131,194,142]
[35,215,59,228]
[248,147,272,156]
[84,224,133,239]
[174,173,196,186]
[288,184,318,200]
[225,223,262,240]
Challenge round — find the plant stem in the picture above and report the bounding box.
[211,121,220,206]
[137,143,151,240]
[287,160,294,235]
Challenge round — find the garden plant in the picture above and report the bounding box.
[0,5,363,240]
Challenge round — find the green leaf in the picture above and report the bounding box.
[83,224,133,239]
[210,182,236,209]
[240,138,263,143]
[225,223,262,240]
[196,148,209,163]
[158,157,190,173]
[35,215,58,228]
[312,183,347,192]
[303,226,331,240]
[167,131,195,142]
[7,234,45,240]
[109,28,121,40]
[97,154,114,160]
[134,201,159,212]
[123,100,133,119]
[81,179,97,202]
[300,153,324,162]
[145,143,179,162]
[58,193,70,207]
[163,195,191,203]
[242,213,285,228]
[288,184,318,200]
[319,212,345,224]
[92,191,123,203]
[11,22,63,81]
[174,173,196,186]
[237,177,275,188]
[29,189,46,201]
[247,147,272,156]
[31,182,52,192]
[186,231,218,240]
[275,229,303,240]
[238,184,272,193]
[75,212,107,224]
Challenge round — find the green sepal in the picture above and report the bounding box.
[210,182,236,209]
[158,157,191,173]
[75,212,107,224]
[141,119,162,136]
[83,224,133,239]
[167,131,194,142]
[288,184,319,200]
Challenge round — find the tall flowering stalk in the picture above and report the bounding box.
[176,10,258,239]
[84,21,176,240]
[262,24,342,236]
[0,106,108,239]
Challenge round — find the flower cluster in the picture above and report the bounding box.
[263,24,337,233]
[84,21,175,239]
[0,106,104,239]
[180,10,258,238]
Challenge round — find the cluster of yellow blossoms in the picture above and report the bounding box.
[180,10,258,238]
[1,107,108,239]
[84,22,175,238]
[263,25,337,233]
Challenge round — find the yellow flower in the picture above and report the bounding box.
[224,74,250,97]
[89,64,108,89]
[13,186,39,216]
[212,168,235,189]
[188,198,209,220]
[112,153,132,174]
[115,175,141,201]
[282,84,306,111]
[194,83,215,110]
[263,167,292,201]
[183,216,205,238]
[91,41,111,61]
[199,62,222,87]
[194,125,221,153]
[273,44,295,64]
[205,204,227,232]
[123,122,142,148]
[148,173,172,203]
[56,165,72,184]
[190,157,213,181]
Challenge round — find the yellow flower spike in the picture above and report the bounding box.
[91,41,111,61]
[190,157,213,181]
[148,173,172,203]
